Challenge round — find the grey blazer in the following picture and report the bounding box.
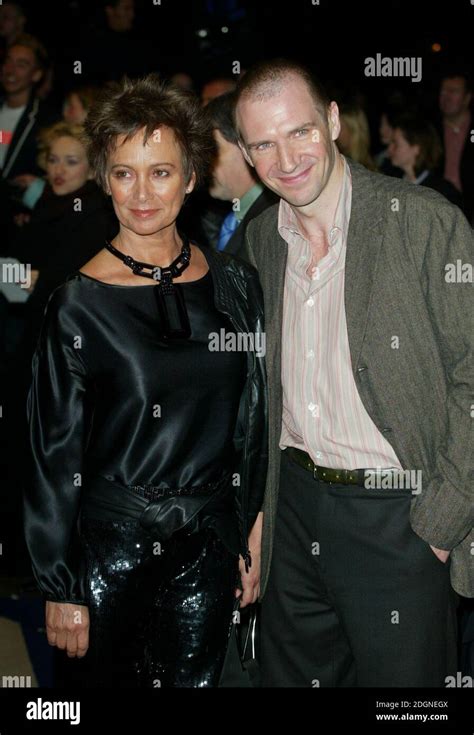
[243,157,474,600]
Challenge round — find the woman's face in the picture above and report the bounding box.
[387,128,419,172]
[63,93,87,124]
[106,125,195,237]
[46,136,92,195]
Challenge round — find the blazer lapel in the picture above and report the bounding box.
[344,159,385,373]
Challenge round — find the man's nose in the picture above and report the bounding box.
[277,143,297,173]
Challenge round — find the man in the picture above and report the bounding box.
[0,34,57,241]
[234,58,473,687]
[205,91,277,255]
[0,34,56,181]
[201,77,236,106]
[437,69,474,223]
[0,2,27,59]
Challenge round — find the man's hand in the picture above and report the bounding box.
[45,601,90,658]
[236,511,262,607]
[430,545,451,563]
[11,174,38,190]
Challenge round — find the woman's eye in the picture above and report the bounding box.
[295,129,309,137]
[154,169,169,177]
[114,170,129,178]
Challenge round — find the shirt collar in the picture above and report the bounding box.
[235,182,263,222]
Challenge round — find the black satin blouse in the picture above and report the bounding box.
[24,264,247,603]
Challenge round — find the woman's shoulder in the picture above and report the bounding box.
[202,245,259,282]
[42,274,94,324]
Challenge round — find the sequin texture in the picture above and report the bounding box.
[80,518,239,687]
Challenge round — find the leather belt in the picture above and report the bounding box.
[285,447,367,485]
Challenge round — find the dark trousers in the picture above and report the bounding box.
[79,520,238,687]
[261,450,458,687]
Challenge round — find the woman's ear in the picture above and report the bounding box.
[185,170,197,195]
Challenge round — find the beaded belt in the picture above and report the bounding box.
[129,477,228,501]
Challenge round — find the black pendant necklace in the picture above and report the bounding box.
[104,235,192,340]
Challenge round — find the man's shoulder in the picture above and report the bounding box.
[246,201,280,237]
[350,160,458,212]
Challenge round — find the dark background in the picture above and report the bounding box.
[17,0,474,106]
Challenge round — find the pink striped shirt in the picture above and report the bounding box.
[278,157,402,470]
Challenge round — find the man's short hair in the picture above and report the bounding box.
[203,91,239,146]
[440,66,472,94]
[10,33,49,72]
[234,58,331,140]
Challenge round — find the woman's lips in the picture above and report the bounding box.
[53,178,65,186]
[129,209,158,218]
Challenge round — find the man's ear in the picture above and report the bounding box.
[238,139,254,168]
[328,101,341,142]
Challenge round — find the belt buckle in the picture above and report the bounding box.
[312,464,320,481]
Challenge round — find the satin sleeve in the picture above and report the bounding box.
[23,286,90,605]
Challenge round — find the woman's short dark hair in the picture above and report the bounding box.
[84,73,216,191]
[392,114,442,174]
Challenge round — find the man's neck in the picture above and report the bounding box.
[444,109,470,128]
[6,89,31,108]
[290,153,345,244]
[233,176,258,203]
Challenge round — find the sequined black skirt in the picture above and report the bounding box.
[79,518,239,687]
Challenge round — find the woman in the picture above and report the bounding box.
[23,74,267,687]
[8,120,117,353]
[387,114,465,211]
[336,102,376,171]
[18,87,101,210]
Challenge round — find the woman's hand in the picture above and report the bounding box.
[45,601,90,658]
[236,511,263,608]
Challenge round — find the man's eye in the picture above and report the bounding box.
[114,171,129,178]
[295,129,309,137]
[256,143,271,151]
[154,170,169,177]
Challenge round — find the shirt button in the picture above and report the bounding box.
[308,402,319,417]
[315,451,322,459]
[307,349,315,358]
[306,297,315,307]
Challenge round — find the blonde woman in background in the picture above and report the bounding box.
[337,102,376,171]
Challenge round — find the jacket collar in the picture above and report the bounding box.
[1,90,40,177]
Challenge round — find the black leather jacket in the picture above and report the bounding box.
[200,246,268,569]
[24,243,268,604]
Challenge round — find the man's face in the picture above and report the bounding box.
[1,45,42,95]
[106,0,135,32]
[209,129,245,201]
[439,77,471,118]
[0,4,25,42]
[236,76,340,208]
